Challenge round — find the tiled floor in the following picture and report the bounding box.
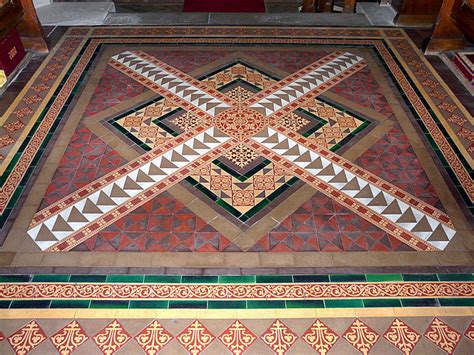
[2,27,468,259]
[0,26,472,354]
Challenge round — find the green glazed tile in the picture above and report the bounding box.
[401,298,439,307]
[366,274,403,282]
[10,300,52,309]
[69,275,107,283]
[0,301,11,308]
[208,301,247,309]
[438,298,474,307]
[246,300,286,309]
[293,275,329,283]
[169,300,207,309]
[436,274,474,281]
[402,274,438,282]
[182,276,218,284]
[32,274,70,282]
[324,299,364,308]
[105,275,144,283]
[286,300,324,308]
[129,301,169,309]
[0,275,31,282]
[363,299,402,308]
[218,276,256,284]
[50,300,91,308]
[256,275,293,283]
[90,300,129,309]
[329,274,366,283]
[144,275,182,283]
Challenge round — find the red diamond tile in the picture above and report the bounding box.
[93,319,131,355]
[8,320,47,355]
[464,320,474,341]
[383,318,420,355]
[176,320,215,355]
[302,319,339,354]
[260,319,298,355]
[135,320,173,355]
[50,320,88,355]
[343,318,380,354]
[219,320,256,355]
[424,318,461,355]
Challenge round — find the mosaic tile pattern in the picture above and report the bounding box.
[27,46,459,254]
[1,27,472,251]
[28,127,231,250]
[252,127,455,250]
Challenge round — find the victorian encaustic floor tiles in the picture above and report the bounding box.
[0,26,473,354]
[0,28,471,261]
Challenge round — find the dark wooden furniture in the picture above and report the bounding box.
[392,0,444,27]
[0,0,26,88]
[18,0,48,52]
[0,0,47,54]
[426,0,473,54]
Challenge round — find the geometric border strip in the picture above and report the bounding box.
[0,279,472,301]
[0,315,472,355]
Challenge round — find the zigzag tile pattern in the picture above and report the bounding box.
[252,128,456,250]
[250,52,364,116]
[111,51,231,116]
[27,127,230,250]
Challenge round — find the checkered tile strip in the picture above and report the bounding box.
[111,51,231,116]
[28,127,231,251]
[251,128,456,251]
[249,52,365,116]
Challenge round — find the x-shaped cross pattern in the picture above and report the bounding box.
[28,50,456,252]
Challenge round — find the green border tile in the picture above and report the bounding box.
[363,299,402,308]
[169,300,207,309]
[401,298,439,307]
[218,275,256,283]
[402,274,438,282]
[436,274,474,281]
[0,300,11,308]
[69,275,107,283]
[208,301,247,309]
[438,298,474,307]
[32,274,70,282]
[247,300,286,309]
[365,274,403,282]
[256,275,293,283]
[324,299,364,308]
[0,275,30,282]
[286,300,325,308]
[90,300,129,309]
[50,300,91,308]
[10,300,52,309]
[144,275,182,283]
[105,275,144,283]
[129,300,169,309]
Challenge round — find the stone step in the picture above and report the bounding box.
[104,12,370,26]
[36,2,116,26]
